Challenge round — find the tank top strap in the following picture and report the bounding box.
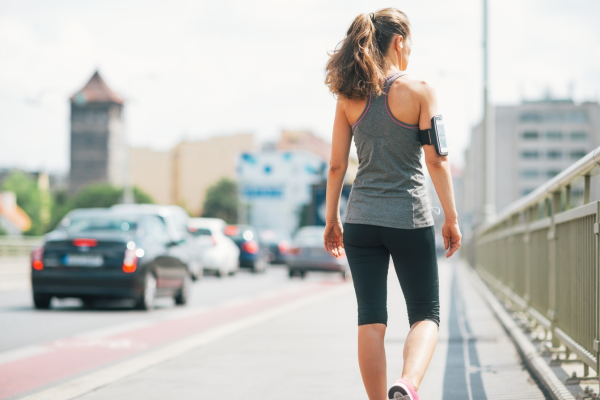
[384,72,407,95]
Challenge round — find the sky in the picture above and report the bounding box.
[1,0,599,173]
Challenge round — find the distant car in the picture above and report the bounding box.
[31,208,192,310]
[224,225,269,273]
[111,204,203,280]
[259,229,291,264]
[287,226,349,279]
[188,218,239,277]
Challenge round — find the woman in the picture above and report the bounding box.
[323,8,461,400]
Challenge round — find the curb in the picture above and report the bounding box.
[17,283,353,400]
[461,263,576,400]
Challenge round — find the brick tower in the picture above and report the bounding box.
[69,71,125,194]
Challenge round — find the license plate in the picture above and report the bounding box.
[63,254,103,267]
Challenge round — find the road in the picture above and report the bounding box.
[0,263,342,353]
[0,261,350,399]
[0,258,552,400]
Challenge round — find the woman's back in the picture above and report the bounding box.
[344,72,433,229]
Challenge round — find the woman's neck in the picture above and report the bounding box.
[384,56,402,77]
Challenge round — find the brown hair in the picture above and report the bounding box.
[324,8,411,99]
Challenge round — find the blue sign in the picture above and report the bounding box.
[242,186,284,199]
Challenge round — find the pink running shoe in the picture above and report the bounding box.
[388,378,419,400]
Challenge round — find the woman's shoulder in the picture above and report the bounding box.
[391,75,436,101]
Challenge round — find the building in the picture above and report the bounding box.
[131,134,255,215]
[462,98,600,229]
[0,192,31,235]
[69,71,126,194]
[237,150,327,234]
[277,130,332,163]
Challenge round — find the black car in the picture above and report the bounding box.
[31,208,191,310]
[223,225,269,273]
[259,229,291,265]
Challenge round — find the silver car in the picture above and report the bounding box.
[287,226,349,279]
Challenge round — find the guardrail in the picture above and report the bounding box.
[0,236,43,258]
[475,146,600,376]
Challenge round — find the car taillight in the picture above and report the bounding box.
[122,248,138,273]
[211,235,218,245]
[73,238,98,247]
[224,225,239,236]
[278,240,290,254]
[31,247,44,270]
[289,247,301,255]
[241,240,259,254]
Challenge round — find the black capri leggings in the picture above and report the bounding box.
[343,223,439,327]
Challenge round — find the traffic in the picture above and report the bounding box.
[28,204,348,311]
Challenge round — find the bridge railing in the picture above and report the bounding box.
[475,146,600,376]
[0,236,43,258]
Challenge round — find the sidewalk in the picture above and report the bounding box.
[21,260,546,400]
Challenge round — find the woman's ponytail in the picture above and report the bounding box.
[325,8,411,99]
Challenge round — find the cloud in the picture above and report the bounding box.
[0,0,598,171]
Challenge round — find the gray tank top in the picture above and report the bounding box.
[345,72,434,230]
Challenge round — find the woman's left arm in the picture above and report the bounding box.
[324,98,353,258]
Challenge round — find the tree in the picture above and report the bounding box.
[47,184,155,232]
[1,172,46,235]
[48,189,73,232]
[201,178,238,223]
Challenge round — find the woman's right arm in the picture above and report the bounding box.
[418,83,462,258]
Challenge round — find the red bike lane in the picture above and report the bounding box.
[0,281,342,399]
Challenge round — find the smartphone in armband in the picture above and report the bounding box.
[419,115,449,156]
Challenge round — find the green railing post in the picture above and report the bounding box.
[524,207,534,306]
[549,191,561,348]
[596,200,600,374]
[584,174,591,205]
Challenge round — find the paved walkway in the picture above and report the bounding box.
[45,259,545,400]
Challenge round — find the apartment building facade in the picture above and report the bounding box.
[462,98,600,229]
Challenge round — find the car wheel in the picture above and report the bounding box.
[33,293,52,309]
[299,271,307,279]
[341,270,349,281]
[135,273,157,310]
[174,274,191,306]
[191,266,203,281]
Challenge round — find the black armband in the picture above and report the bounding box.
[418,115,448,156]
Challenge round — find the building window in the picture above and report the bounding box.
[546,131,562,140]
[568,112,588,123]
[520,113,541,123]
[570,150,586,160]
[521,150,539,159]
[520,170,539,179]
[521,131,539,140]
[547,170,560,178]
[570,131,587,141]
[522,188,535,196]
[547,150,562,159]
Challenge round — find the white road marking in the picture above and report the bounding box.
[18,283,352,400]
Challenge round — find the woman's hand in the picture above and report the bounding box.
[324,221,344,258]
[442,220,462,258]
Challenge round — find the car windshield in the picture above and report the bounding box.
[224,225,255,241]
[295,228,325,247]
[61,214,138,234]
[260,230,291,244]
[189,227,211,236]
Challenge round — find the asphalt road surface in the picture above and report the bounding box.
[0,264,343,353]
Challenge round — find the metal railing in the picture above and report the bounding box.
[475,146,600,376]
[0,236,43,258]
